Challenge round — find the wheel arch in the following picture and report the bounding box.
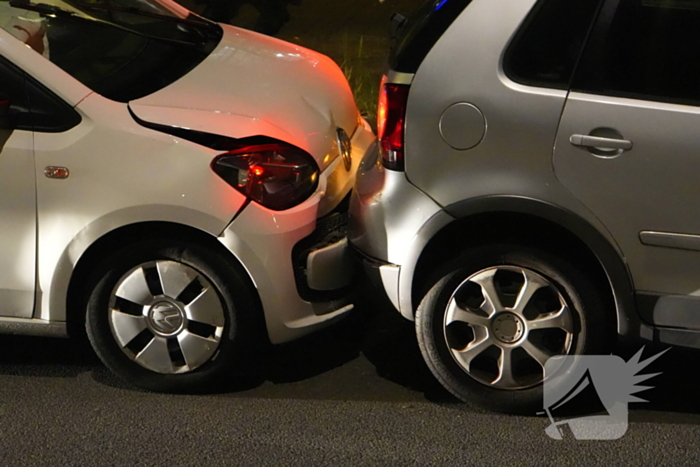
[64,221,263,340]
[409,196,641,340]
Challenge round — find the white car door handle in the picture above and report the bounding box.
[569,134,633,151]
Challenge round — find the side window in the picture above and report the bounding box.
[0,56,31,130]
[26,77,82,132]
[0,55,80,132]
[573,0,700,106]
[503,0,603,90]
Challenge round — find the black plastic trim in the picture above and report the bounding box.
[128,106,271,151]
[636,292,700,331]
[444,195,640,339]
[656,327,700,350]
[291,195,355,302]
[635,292,657,325]
[348,242,397,310]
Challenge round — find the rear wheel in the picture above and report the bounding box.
[415,244,613,414]
[86,240,260,392]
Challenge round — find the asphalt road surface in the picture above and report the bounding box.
[1,284,700,466]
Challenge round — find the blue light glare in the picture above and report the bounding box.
[435,0,449,10]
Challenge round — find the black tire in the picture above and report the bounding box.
[86,239,262,393]
[415,244,614,414]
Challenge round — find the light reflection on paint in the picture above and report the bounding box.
[10,224,35,294]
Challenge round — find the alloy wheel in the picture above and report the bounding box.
[108,260,225,374]
[443,266,575,389]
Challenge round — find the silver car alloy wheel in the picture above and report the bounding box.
[108,260,225,374]
[443,266,575,390]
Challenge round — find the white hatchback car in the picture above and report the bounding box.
[0,0,375,391]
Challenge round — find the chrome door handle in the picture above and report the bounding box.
[569,134,633,151]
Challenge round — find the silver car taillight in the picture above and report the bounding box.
[377,79,410,171]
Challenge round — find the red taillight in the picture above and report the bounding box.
[211,142,319,211]
[377,81,410,171]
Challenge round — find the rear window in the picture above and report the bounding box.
[0,0,221,102]
[389,0,473,74]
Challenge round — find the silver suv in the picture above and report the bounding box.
[349,0,699,413]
